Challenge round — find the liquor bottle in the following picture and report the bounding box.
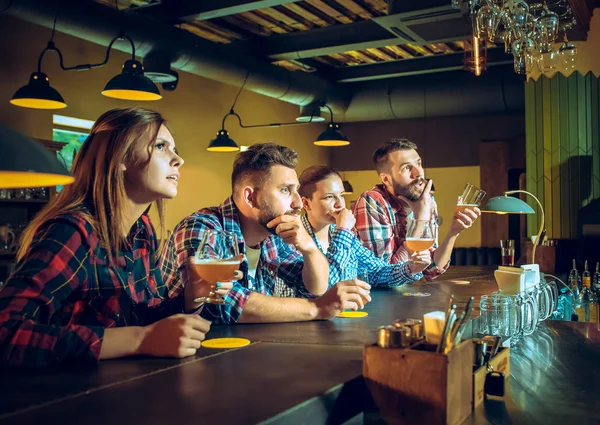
[577,261,599,323]
[569,259,581,320]
[569,259,581,300]
[593,262,600,297]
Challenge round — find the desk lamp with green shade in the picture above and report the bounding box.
[481,189,545,265]
[0,123,74,189]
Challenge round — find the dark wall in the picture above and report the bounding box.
[331,113,526,170]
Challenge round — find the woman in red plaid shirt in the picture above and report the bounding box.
[0,108,235,367]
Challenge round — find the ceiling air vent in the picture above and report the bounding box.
[373,5,465,45]
[389,27,417,43]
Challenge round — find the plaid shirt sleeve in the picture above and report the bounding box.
[132,218,187,324]
[272,241,317,299]
[354,239,423,287]
[326,227,422,287]
[422,198,450,280]
[0,218,104,367]
[164,215,251,324]
[353,193,394,261]
[326,227,358,286]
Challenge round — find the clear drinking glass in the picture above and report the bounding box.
[479,292,538,346]
[189,230,242,305]
[516,290,539,336]
[500,239,515,266]
[475,4,495,38]
[535,278,559,321]
[479,294,523,344]
[455,183,486,217]
[538,48,558,74]
[405,219,434,264]
[558,32,578,72]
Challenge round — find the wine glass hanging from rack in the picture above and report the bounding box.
[453,0,578,75]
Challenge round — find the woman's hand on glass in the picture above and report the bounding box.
[407,250,432,274]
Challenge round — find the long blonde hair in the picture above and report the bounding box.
[18,107,168,264]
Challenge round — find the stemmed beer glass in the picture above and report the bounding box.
[189,230,241,305]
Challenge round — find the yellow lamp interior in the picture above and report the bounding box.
[207,146,240,153]
[10,98,67,109]
[0,171,75,189]
[314,140,350,147]
[101,89,162,101]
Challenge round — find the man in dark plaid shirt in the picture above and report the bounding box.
[160,143,372,323]
[353,139,481,280]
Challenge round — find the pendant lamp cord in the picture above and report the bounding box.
[229,71,250,114]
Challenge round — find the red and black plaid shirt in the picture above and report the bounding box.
[0,210,184,367]
[352,184,449,280]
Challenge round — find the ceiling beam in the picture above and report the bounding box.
[234,20,402,60]
[332,49,514,83]
[137,0,302,22]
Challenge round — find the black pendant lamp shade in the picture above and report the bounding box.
[314,104,350,147]
[315,122,349,147]
[208,129,240,152]
[10,72,67,110]
[0,123,74,188]
[102,59,162,101]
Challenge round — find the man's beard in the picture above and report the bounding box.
[257,199,302,234]
[393,177,426,202]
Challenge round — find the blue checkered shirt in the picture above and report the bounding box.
[160,197,322,324]
[301,214,422,287]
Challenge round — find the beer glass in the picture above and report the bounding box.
[455,183,486,217]
[189,230,241,305]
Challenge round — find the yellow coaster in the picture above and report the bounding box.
[202,337,251,349]
[336,311,368,318]
[449,280,470,285]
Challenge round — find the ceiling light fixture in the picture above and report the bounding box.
[0,123,74,188]
[11,29,160,109]
[314,104,349,147]
[464,33,487,76]
[209,73,321,152]
[209,108,322,153]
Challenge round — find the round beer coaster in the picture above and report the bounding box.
[336,311,369,318]
[449,280,470,285]
[402,292,431,297]
[202,337,251,349]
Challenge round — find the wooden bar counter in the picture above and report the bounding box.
[1,267,599,425]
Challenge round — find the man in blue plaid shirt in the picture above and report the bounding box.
[299,165,432,287]
[160,143,371,324]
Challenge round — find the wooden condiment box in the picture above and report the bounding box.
[363,340,473,425]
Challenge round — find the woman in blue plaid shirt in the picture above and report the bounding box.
[299,166,433,288]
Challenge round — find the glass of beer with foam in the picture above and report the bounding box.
[405,219,435,263]
[190,230,241,305]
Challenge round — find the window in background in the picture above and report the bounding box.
[52,114,93,190]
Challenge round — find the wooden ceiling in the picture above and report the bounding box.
[97,0,467,72]
[94,0,596,81]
